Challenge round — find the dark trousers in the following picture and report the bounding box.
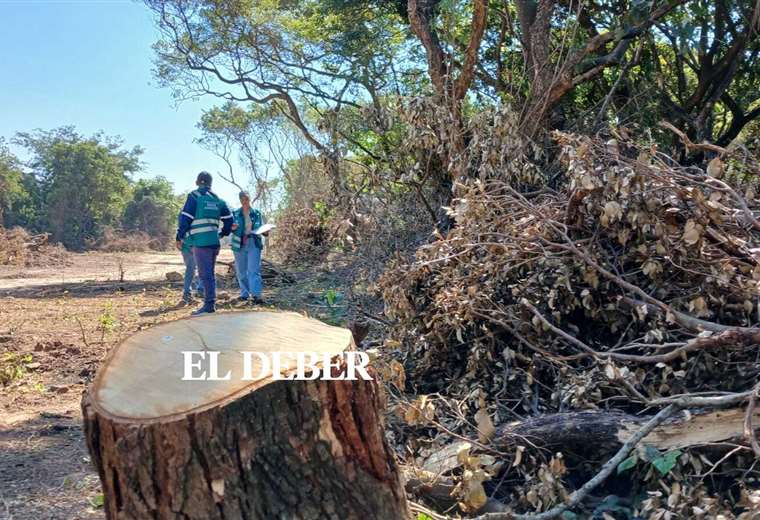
[193,246,219,308]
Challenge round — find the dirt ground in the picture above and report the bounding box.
[0,250,353,520]
[0,250,234,293]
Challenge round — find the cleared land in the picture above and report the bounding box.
[0,250,346,520]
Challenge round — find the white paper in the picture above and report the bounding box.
[253,223,276,235]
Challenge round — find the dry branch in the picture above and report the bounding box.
[381,128,760,518]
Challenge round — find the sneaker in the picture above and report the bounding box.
[191,306,216,316]
[182,293,193,305]
[236,296,249,303]
[251,296,265,305]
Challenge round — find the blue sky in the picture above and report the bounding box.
[0,0,242,203]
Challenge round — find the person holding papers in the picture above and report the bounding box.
[230,190,273,304]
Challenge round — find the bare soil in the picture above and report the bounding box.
[0,250,351,520]
[0,250,234,292]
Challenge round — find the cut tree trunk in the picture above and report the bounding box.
[495,407,760,453]
[82,311,408,520]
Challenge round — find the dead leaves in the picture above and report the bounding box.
[682,220,704,246]
[474,408,495,444]
[451,443,503,512]
[601,201,623,227]
[706,156,724,179]
[371,351,406,391]
[380,129,760,518]
[401,395,436,426]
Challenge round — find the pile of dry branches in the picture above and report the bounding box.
[379,131,760,518]
[270,206,334,263]
[0,226,69,267]
[97,227,168,252]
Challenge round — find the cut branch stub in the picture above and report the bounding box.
[82,311,408,520]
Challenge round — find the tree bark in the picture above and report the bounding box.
[495,407,760,453]
[81,311,409,520]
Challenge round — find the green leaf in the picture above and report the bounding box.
[89,494,105,508]
[651,450,682,475]
[617,455,637,474]
[325,289,338,306]
[416,514,434,520]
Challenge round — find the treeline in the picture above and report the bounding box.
[0,127,182,250]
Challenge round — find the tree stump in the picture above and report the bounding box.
[82,311,409,520]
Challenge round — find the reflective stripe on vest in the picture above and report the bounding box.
[189,225,219,235]
[231,234,241,252]
[231,208,263,252]
[192,218,220,226]
[191,190,224,247]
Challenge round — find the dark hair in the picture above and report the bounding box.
[196,171,213,186]
[239,190,251,200]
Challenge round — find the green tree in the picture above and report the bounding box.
[146,0,408,201]
[15,127,142,249]
[0,139,30,228]
[122,177,182,241]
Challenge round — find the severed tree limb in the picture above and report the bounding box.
[495,406,760,453]
[650,390,754,408]
[407,397,760,517]
[620,296,742,333]
[659,121,729,155]
[473,406,678,520]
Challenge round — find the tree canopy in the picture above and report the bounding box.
[122,176,183,240]
[13,128,142,249]
[146,0,760,229]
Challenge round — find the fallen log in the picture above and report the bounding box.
[82,311,408,520]
[496,406,760,453]
[408,406,760,518]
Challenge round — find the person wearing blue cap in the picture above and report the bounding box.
[176,172,233,315]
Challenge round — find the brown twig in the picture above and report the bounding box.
[659,121,729,155]
[650,390,755,408]
[75,317,90,349]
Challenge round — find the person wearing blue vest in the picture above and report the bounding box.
[175,172,233,316]
[231,191,266,304]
